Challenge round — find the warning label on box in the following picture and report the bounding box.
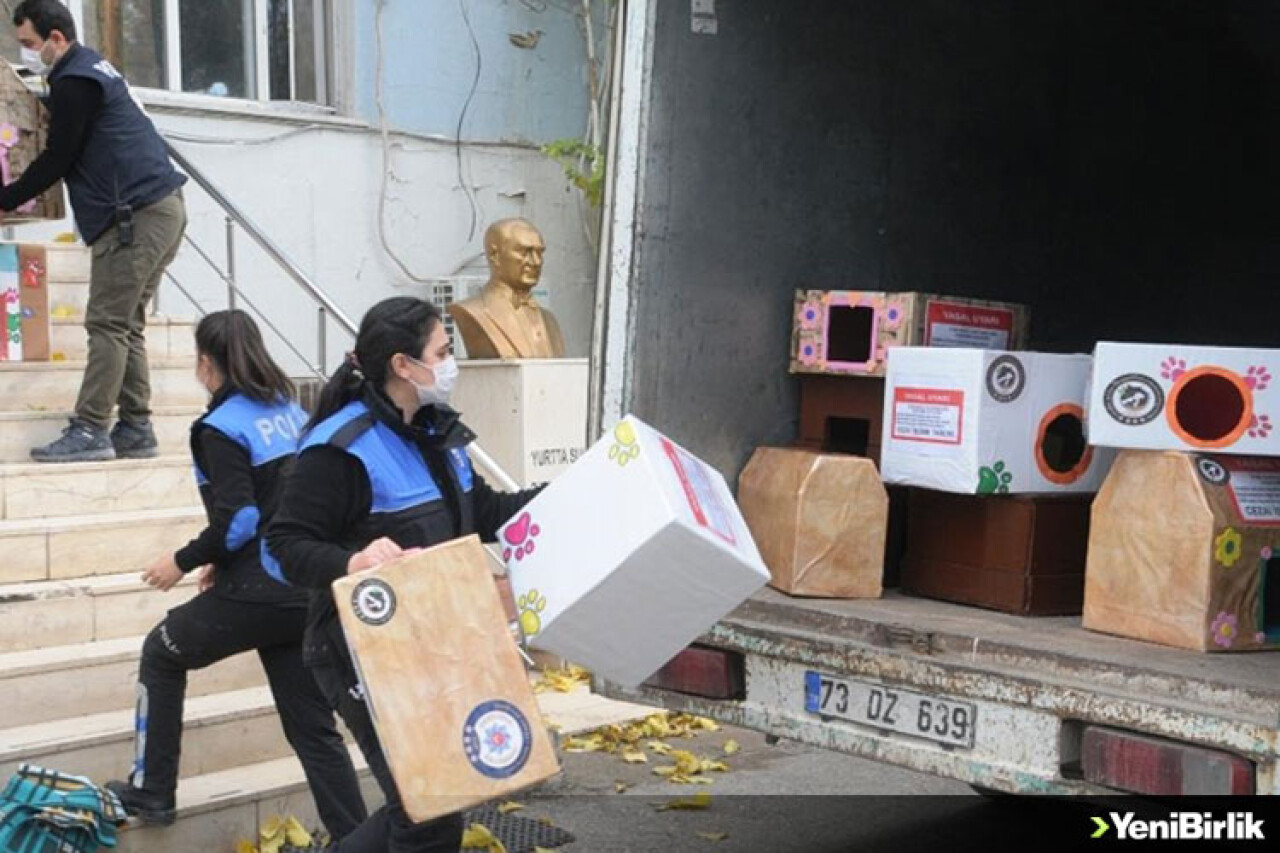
[661,437,738,545]
[924,301,1015,350]
[1223,459,1280,526]
[891,388,964,445]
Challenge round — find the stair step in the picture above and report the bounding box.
[115,747,378,853]
[0,406,199,465]
[0,506,204,585]
[0,456,198,520]
[0,570,199,652]
[49,317,197,361]
[0,635,264,728]
[0,358,204,410]
[0,686,295,786]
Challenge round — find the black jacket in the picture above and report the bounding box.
[267,385,539,672]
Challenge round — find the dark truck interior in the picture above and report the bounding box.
[628,0,1280,476]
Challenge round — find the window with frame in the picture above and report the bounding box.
[71,0,328,103]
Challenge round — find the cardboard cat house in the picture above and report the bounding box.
[1083,451,1280,652]
[881,347,1116,494]
[0,65,65,221]
[902,490,1092,616]
[790,291,1028,378]
[1087,342,1280,457]
[333,536,560,822]
[738,448,887,599]
[501,415,770,687]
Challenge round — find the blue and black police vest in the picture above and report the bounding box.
[47,45,186,244]
[192,392,308,603]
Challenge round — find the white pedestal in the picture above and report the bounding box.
[454,359,590,487]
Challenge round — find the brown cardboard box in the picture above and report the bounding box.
[17,244,48,361]
[1083,451,1280,652]
[738,448,887,598]
[791,291,1029,378]
[0,65,66,221]
[333,535,560,822]
[902,489,1092,615]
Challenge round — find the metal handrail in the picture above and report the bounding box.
[163,141,521,491]
[164,141,358,335]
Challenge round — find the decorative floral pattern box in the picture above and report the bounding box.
[791,291,1029,378]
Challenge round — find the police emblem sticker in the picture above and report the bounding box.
[1103,373,1164,426]
[1196,456,1230,487]
[351,578,397,627]
[463,700,532,780]
[985,355,1027,403]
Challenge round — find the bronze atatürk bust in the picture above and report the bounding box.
[448,218,567,359]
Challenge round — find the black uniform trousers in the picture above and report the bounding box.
[134,591,368,839]
[312,662,464,853]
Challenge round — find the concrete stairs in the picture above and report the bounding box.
[0,253,349,852]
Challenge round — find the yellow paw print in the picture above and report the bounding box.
[608,422,641,467]
[518,589,547,638]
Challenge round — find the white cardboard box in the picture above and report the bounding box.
[881,348,1115,494]
[1087,342,1279,456]
[453,359,589,486]
[501,415,770,687]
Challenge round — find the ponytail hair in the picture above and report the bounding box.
[195,310,296,404]
[305,296,443,432]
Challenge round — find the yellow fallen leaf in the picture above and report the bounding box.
[497,801,525,815]
[648,740,672,755]
[671,750,702,776]
[652,766,679,777]
[461,823,507,853]
[723,739,740,756]
[654,791,712,811]
[700,759,730,773]
[693,717,721,732]
[234,842,257,853]
[562,735,605,753]
[685,775,715,785]
[615,782,630,793]
[534,849,556,853]
[282,816,311,846]
[621,749,648,764]
[698,831,730,842]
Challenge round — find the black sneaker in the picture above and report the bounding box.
[103,779,176,826]
[111,419,160,459]
[29,419,115,464]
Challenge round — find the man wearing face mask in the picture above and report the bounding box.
[2,0,187,464]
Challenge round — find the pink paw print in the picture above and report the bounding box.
[1160,357,1187,382]
[1246,365,1272,391]
[502,512,541,562]
[1249,414,1273,439]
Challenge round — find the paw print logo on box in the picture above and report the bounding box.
[1246,366,1272,392]
[1160,357,1187,383]
[518,589,547,638]
[608,421,641,467]
[977,461,1012,494]
[502,512,540,562]
[1249,414,1273,440]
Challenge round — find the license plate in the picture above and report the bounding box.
[803,671,976,749]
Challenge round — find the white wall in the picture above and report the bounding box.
[104,106,597,374]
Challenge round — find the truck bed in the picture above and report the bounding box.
[601,589,1280,794]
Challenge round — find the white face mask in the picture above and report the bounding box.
[20,46,49,76]
[407,355,459,408]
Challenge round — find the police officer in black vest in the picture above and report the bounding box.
[105,310,367,841]
[268,297,541,853]
[2,0,187,463]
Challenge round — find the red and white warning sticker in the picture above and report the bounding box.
[924,300,1015,350]
[891,388,965,445]
[1222,457,1280,526]
[661,437,738,545]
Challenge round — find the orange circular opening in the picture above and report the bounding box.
[1166,366,1253,449]
[1035,404,1094,485]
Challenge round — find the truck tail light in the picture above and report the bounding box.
[644,645,745,700]
[1081,726,1254,795]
